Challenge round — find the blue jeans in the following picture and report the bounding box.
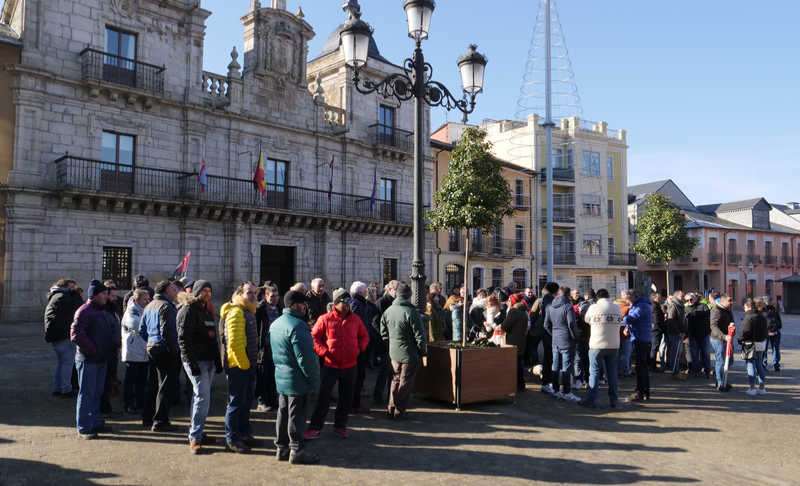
[666,334,683,375]
[746,351,766,387]
[765,333,781,367]
[710,338,726,387]
[225,367,255,443]
[76,360,106,434]
[586,348,618,405]
[552,346,575,394]
[689,336,712,374]
[617,337,632,375]
[53,339,76,394]
[184,360,215,442]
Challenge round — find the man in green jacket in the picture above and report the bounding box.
[269,290,320,465]
[380,283,426,419]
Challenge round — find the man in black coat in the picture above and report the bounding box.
[649,292,666,371]
[685,293,711,377]
[372,280,398,405]
[44,278,83,397]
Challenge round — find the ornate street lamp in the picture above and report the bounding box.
[340,1,487,313]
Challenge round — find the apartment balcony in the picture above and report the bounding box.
[469,237,525,260]
[53,155,415,233]
[707,252,721,264]
[80,48,165,95]
[781,256,793,267]
[368,124,413,153]
[764,255,778,266]
[538,168,575,183]
[608,252,637,266]
[727,253,742,265]
[540,207,575,224]
[539,251,576,266]
[746,254,761,266]
[513,194,530,211]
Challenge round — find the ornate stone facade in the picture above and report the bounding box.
[0,0,434,320]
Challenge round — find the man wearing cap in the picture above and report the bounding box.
[380,283,427,419]
[177,280,222,454]
[305,288,369,440]
[140,280,180,431]
[70,280,118,439]
[270,290,321,464]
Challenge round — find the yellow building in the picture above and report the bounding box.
[431,124,537,295]
[431,116,634,297]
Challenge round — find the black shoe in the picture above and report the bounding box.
[289,449,320,465]
[717,384,732,392]
[124,406,138,415]
[276,447,290,461]
[226,440,251,454]
[609,401,617,408]
[577,399,595,408]
[151,422,175,432]
[774,364,781,373]
[241,435,263,448]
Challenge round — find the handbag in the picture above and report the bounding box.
[754,340,767,352]
[740,341,755,361]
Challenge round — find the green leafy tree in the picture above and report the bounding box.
[427,127,513,345]
[632,193,697,294]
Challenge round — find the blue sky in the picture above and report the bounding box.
[201,1,800,206]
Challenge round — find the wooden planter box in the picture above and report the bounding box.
[416,343,517,408]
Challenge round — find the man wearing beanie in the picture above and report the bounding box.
[177,280,222,454]
[380,283,426,419]
[305,288,369,440]
[270,290,320,464]
[140,280,180,431]
[70,280,117,439]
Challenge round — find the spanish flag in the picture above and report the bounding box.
[253,143,266,196]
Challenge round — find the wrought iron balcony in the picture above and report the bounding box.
[539,168,575,183]
[764,255,777,266]
[513,194,530,211]
[469,236,525,259]
[53,155,413,225]
[368,124,413,152]
[727,253,742,265]
[746,254,761,266]
[80,48,165,95]
[708,252,721,263]
[539,251,576,265]
[608,252,637,266]
[781,256,793,267]
[540,207,575,224]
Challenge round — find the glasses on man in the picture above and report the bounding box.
[339,298,351,304]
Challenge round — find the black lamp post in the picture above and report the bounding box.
[339,0,488,313]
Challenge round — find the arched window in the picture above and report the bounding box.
[444,264,464,296]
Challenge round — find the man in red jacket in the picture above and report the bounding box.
[305,289,369,440]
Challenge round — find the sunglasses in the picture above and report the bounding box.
[339,298,351,304]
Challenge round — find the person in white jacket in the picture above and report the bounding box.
[579,289,622,408]
[121,289,151,414]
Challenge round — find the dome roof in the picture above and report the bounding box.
[317,22,391,65]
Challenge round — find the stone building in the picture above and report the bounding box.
[0,0,434,321]
[435,116,634,297]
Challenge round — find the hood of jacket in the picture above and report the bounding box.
[550,295,571,309]
[220,294,257,320]
[48,286,70,300]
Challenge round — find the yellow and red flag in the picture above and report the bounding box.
[253,143,266,196]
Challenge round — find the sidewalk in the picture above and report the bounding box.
[1,319,798,485]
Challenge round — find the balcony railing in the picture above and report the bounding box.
[764,255,777,265]
[539,168,575,183]
[727,253,742,264]
[539,251,576,265]
[540,207,575,224]
[368,124,413,152]
[746,254,761,266]
[513,194,530,210]
[80,48,165,95]
[54,155,413,224]
[708,252,721,263]
[781,256,793,267]
[608,252,637,266]
[469,236,524,259]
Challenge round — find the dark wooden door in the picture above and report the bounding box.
[260,245,295,295]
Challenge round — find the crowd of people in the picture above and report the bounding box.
[42,273,784,462]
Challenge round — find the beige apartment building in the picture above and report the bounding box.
[431,117,634,297]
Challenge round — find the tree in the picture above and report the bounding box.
[427,127,513,345]
[632,193,697,295]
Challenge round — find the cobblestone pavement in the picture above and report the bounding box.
[1,317,798,485]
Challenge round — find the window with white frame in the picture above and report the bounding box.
[581,151,601,176]
[583,234,602,256]
[607,155,614,181]
[582,195,601,217]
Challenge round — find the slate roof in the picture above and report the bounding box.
[696,198,771,214]
[627,180,670,198]
[312,21,392,65]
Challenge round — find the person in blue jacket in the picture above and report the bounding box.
[622,289,653,402]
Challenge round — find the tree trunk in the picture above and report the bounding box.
[463,232,470,347]
[665,262,671,296]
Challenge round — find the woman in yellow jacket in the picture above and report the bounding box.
[219,282,260,454]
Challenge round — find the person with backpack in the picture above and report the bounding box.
[762,296,782,372]
[573,290,595,389]
[739,298,768,396]
[544,286,581,402]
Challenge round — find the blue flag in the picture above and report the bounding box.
[369,166,377,211]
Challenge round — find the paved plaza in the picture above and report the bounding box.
[1,317,798,485]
